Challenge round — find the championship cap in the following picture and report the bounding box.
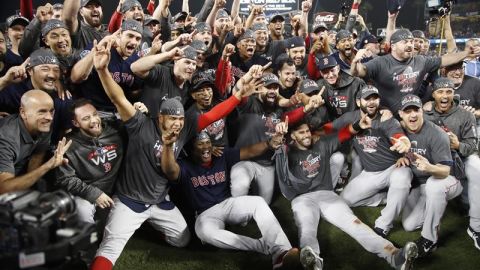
[335,30,352,44]
[181,45,198,61]
[390,29,414,44]
[357,85,380,100]
[269,13,285,23]
[195,131,211,142]
[53,3,64,10]
[191,40,208,53]
[27,48,60,69]
[432,77,455,92]
[81,0,102,8]
[251,23,268,32]
[312,21,328,33]
[191,70,215,91]
[300,79,319,95]
[400,94,422,110]
[262,73,281,87]
[172,11,188,23]
[216,9,229,20]
[41,19,67,36]
[144,15,159,26]
[121,0,142,13]
[195,22,212,33]
[6,15,29,28]
[412,30,426,40]
[356,34,378,49]
[237,29,256,43]
[159,97,184,116]
[121,19,143,35]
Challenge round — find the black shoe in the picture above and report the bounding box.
[394,242,418,270]
[414,236,437,257]
[374,227,389,238]
[467,226,480,251]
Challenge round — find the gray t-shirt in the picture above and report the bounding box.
[116,111,198,204]
[455,75,480,109]
[333,111,405,171]
[365,54,441,111]
[405,120,452,184]
[0,114,50,175]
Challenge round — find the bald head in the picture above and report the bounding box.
[20,90,55,136]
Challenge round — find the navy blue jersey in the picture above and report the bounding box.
[178,148,240,214]
[77,45,143,111]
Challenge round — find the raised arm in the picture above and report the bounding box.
[206,0,225,31]
[63,0,81,34]
[350,48,371,77]
[0,58,29,91]
[71,49,95,83]
[385,11,398,44]
[94,40,136,121]
[195,0,214,23]
[299,0,312,38]
[130,47,181,79]
[161,131,181,181]
[0,138,71,194]
[444,14,458,53]
[441,46,480,67]
[240,118,288,160]
[231,0,241,22]
[345,0,360,32]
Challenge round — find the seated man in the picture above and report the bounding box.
[398,94,463,257]
[274,115,418,270]
[0,90,70,194]
[163,129,300,270]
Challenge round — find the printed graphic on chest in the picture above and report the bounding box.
[393,66,420,93]
[88,144,118,172]
[191,171,226,187]
[299,154,321,178]
[204,119,225,140]
[355,135,380,153]
[262,113,281,136]
[409,140,426,155]
[329,95,348,108]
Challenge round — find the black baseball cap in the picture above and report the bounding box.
[390,29,414,44]
[181,45,198,61]
[121,0,142,13]
[172,12,188,23]
[300,79,319,95]
[159,97,184,116]
[262,73,280,87]
[286,36,305,49]
[357,85,380,100]
[6,15,29,28]
[27,48,60,69]
[317,55,337,70]
[81,0,102,8]
[356,34,378,50]
[144,15,159,26]
[387,0,406,13]
[269,13,285,23]
[216,9,229,20]
[400,94,422,111]
[237,29,256,43]
[251,23,268,32]
[412,30,426,40]
[191,40,208,53]
[312,22,328,33]
[432,77,455,92]
[195,22,212,33]
[42,19,67,36]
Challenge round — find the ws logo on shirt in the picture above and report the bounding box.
[88,144,118,172]
[300,154,321,178]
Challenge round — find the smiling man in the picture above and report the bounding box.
[0,90,71,194]
[351,28,480,112]
[71,19,144,118]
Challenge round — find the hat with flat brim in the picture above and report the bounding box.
[357,85,380,99]
[6,15,29,28]
[400,94,422,111]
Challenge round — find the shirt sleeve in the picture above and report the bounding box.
[430,128,453,165]
[54,163,103,203]
[123,110,148,136]
[0,137,16,174]
[224,148,241,169]
[424,56,442,74]
[364,56,383,81]
[144,64,167,85]
[458,111,478,157]
[381,118,405,139]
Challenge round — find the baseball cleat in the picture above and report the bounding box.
[467,226,480,251]
[273,247,300,270]
[300,246,323,270]
[374,227,390,238]
[400,242,418,270]
[414,236,437,257]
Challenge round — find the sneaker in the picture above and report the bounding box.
[300,246,324,270]
[273,248,300,270]
[394,242,418,270]
[374,227,389,238]
[467,226,480,250]
[414,236,437,257]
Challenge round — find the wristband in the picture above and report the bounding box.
[352,3,360,9]
[352,120,363,132]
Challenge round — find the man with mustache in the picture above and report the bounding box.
[423,78,480,251]
[332,30,357,75]
[285,36,308,78]
[4,15,30,68]
[71,19,144,119]
[63,0,109,51]
[411,30,429,56]
[351,28,480,112]
[324,86,413,239]
[397,94,462,257]
[268,13,285,41]
[0,90,71,194]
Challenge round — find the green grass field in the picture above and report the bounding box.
[115,196,480,270]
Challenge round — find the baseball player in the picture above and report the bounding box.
[90,40,263,269]
[320,85,413,238]
[423,78,480,251]
[162,128,301,269]
[273,114,418,270]
[397,94,463,257]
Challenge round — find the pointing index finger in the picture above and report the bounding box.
[262,62,272,71]
[318,86,325,97]
[21,57,30,68]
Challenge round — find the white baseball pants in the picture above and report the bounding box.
[291,190,399,267]
[340,166,412,232]
[465,154,480,232]
[195,196,292,263]
[330,151,363,188]
[402,175,463,242]
[230,161,275,204]
[75,196,97,224]
[95,197,190,265]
